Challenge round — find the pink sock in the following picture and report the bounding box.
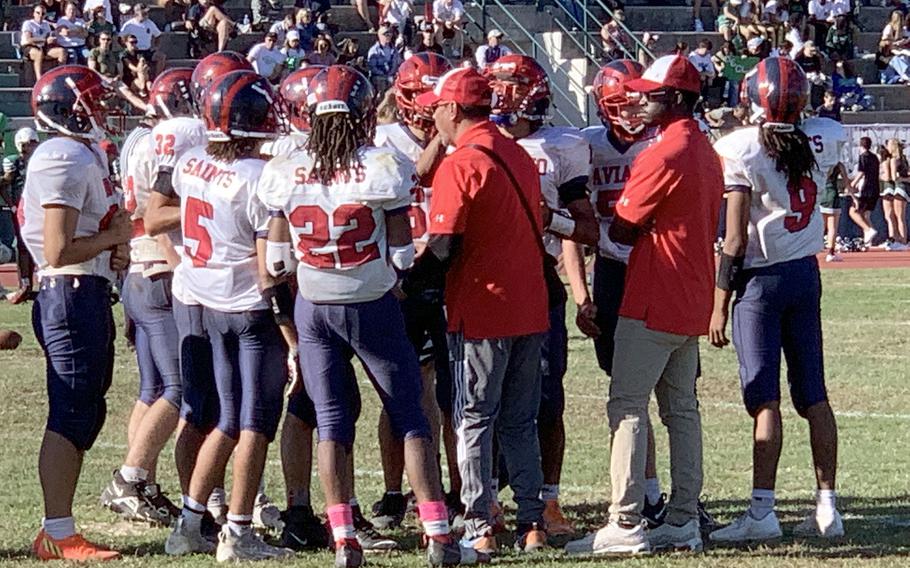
[326,504,355,541]
[418,500,450,537]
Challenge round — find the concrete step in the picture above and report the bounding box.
[648,31,885,54]
[863,84,910,111]
[842,110,910,124]
[622,5,892,33]
[0,74,17,87]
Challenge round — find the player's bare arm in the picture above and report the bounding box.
[710,189,751,348]
[43,206,131,268]
[144,189,181,236]
[562,240,600,338]
[562,196,598,246]
[257,233,301,396]
[416,134,447,185]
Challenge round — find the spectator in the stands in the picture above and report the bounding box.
[295,0,331,21]
[475,29,511,68]
[433,0,464,57]
[253,0,285,30]
[796,39,827,106]
[270,11,296,45]
[746,35,770,59]
[368,25,402,94]
[54,2,89,64]
[777,39,794,57]
[409,19,445,56]
[638,31,658,66]
[84,0,112,24]
[693,0,718,32]
[689,39,716,95]
[295,8,319,50]
[737,0,766,40]
[382,0,415,49]
[119,3,165,78]
[280,30,307,73]
[248,32,285,82]
[601,9,635,60]
[120,34,152,98]
[879,39,910,84]
[816,90,842,120]
[88,31,120,79]
[353,0,377,33]
[38,0,64,21]
[187,0,237,54]
[761,0,789,43]
[674,40,690,55]
[882,10,909,46]
[825,14,854,60]
[337,37,366,70]
[87,4,115,48]
[163,0,191,31]
[717,0,742,42]
[786,13,808,56]
[20,3,66,81]
[808,0,833,43]
[307,34,337,65]
[833,60,872,111]
[712,40,738,105]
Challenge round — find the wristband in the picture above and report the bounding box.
[547,210,576,239]
[716,252,744,291]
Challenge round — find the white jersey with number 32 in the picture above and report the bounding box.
[374,122,431,243]
[517,126,591,257]
[171,146,270,312]
[581,126,656,263]
[151,116,207,177]
[714,124,832,269]
[258,145,415,304]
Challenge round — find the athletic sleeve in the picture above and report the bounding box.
[556,133,591,203]
[368,149,416,210]
[35,155,90,209]
[428,156,475,235]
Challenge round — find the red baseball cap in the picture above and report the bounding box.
[415,67,492,107]
[624,55,701,94]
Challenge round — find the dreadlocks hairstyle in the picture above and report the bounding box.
[206,139,261,163]
[305,112,371,184]
[758,126,818,187]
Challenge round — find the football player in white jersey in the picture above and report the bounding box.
[100,68,194,528]
[262,65,325,159]
[370,52,463,531]
[484,54,597,537]
[801,116,849,261]
[144,51,254,529]
[258,65,481,568]
[23,65,131,561]
[709,57,842,544]
[163,69,293,562]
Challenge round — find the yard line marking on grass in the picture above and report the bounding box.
[565,394,910,420]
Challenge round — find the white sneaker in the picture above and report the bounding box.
[215,528,294,562]
[825,253,844,262]
[709,510,782,543]
[166,517,216,556]
[253,492,284,532]
[863,228,878,245]
[592,521,651,555]
[648,519,703,552]
[564,532,596,555]
[886,241,908,251]
[694,18,704,32]
[794,509,845,539]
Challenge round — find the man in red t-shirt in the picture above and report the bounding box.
[415,67,549,555]
[567,55,724,556]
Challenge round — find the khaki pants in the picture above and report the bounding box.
[608,317,703,526]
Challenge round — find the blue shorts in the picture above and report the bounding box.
[592,256,627,375]
[539,299,567,428]
[203,308,288,441]
[732,255,827,416]
[174,300,219,433]
[401,295,452,414]
[122,272,181,408]
[32,275,114,451]
[296,291,429,447]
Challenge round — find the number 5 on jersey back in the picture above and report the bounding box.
[184,196,214,267]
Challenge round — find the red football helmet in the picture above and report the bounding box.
[279,65,326,133]
[148,67,194,119]
[191,51,253,111]
[203,70,280,141]
[307,65,375,133]
[591,59,645,136]
[485,54,551,125]
[745,56,809,129]
[31,64,113,141]
[395,53,452,133]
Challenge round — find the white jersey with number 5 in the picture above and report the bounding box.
[714,125,826,269]
[581,126,656,263]
[803,116,847,177]
[374,122,431,243]
[171,146,270,312]
[258,145,415,304]
[517,126,591,257]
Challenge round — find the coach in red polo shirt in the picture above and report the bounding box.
[571,55,724,555]
[415,67,549,553]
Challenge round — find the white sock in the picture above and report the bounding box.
[645,478,662,506]
[119,465,148,484]
[816,489,836,514]
[540,484,559,502]
[182,495,206,532]
[749,489,775,520]
[43,517,76,540]
[207,487,226,508]
[226,513,253,537]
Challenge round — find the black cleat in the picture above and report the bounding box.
[280,505,330,551]
[642,493,667,529]
[370,492,406,530]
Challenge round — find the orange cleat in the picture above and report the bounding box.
[33,530,121,562]
[543,499,575,536]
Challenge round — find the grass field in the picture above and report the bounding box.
[1,268,910,567]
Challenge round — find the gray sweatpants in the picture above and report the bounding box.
[449,331,546,538]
